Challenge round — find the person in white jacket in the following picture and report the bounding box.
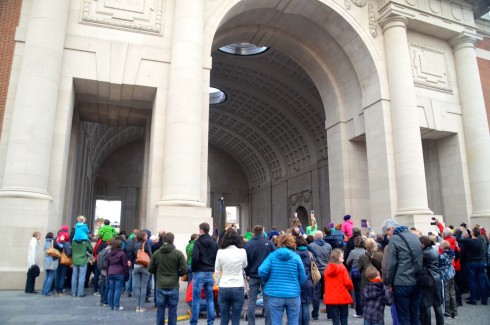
[215,229,248,325]
[25,231,41,293]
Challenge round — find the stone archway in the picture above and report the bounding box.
[205,0,388,230]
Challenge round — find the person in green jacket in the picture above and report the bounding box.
[98,219,118,242]
[186,234,198,284]
[149,232,187,325]
[71,239,93,297]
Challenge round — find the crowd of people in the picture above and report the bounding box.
[25,214,490,325]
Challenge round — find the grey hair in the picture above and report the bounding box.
[315,230,323,239]
[381,218,399,234]
[368,231,377,239]
[442,228,452,238]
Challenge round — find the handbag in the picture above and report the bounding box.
[135,246,150,267]
[60,251,72,266]
[46,240,61,258]
[308,251,322,286]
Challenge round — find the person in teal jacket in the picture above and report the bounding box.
[258,234,306,325]
[98,219,118,242]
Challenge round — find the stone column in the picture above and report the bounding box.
[0,0,69,198]
[379,15,433,221]
[159,0,204,207]
[450,34,490,222]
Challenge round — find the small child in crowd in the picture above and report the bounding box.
[439,240,458,319]
[73,215,89,242]
[362,266,392,325]
[324,248,353,325]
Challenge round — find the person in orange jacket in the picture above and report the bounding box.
[324,248,354,325]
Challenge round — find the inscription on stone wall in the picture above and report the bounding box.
[410,42,452,93]
[81,0,164,34]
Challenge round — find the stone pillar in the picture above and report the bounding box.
[159,0,205,207]
[0,0,69,198]
[450,33,490,224]
[379,15,433,224]
[0,0,69,289]
[154,0,211,253]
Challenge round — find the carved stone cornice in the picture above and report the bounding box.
[449,32,480,51]
[377,0,480,38]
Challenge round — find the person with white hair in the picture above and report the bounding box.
[383,218,423,325]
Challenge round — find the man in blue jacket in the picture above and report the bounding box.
[190,222,219,325]
[244,225,275,325]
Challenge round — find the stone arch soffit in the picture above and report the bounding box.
[204,0,385,120]
[93,127,144,173]
[209,123,271,188]
[212,76,319,165]
[210,108,287,176]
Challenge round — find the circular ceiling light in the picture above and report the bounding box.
[219,42,269,56]
[209,87,227,105]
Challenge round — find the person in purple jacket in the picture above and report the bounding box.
[107,239,129,311]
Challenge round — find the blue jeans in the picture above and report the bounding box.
[248,277,271,325]
[311,274,324,319]
[299,302,310,325]
[156,288,179,325]
[71,265,87,297]
[328,304,348,325]
[108,274,125,310]
[219,287,245,325]
[93,264,100,292]
[125,268,133,294]
[42,270,56,295]
[55,264,68,294]
[191,272,215,325]
[268,296,301,325]
[364,321,383,325]
[100,274,108,304]
[466,261,488,304]
[133,266,150,307]
[393,284,422,325]
[353,277,363,315]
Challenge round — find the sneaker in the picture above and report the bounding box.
[353,314,363,318]
[100,303,108,307]
[444,314,452,318]
[118,306,124,311]
[452,316,458,319]
[149,305,158,311]
[94,292,100,296]
[127,293,132,297]
[136,306,140,312]
[137,308,146,312]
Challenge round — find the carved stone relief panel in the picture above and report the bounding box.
[345,0,378,37]
[409,42,453,94]
[81,0,164,34]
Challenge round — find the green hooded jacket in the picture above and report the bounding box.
[149,243,187,289]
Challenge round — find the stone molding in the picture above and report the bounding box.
[409,41,453,93]
[80,0,164,34]
[377,0,477,28]
[345,0,378,37]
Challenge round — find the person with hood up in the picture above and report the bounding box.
[259,234,306,325]
[106,239,129,311]
[341,215,354,239]
[55,225,71,295]
[149,232,187,325]
[324,248,353,325]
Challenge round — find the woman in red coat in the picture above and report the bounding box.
[324,248,354,325]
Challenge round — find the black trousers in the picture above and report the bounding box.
[25,265,39,293]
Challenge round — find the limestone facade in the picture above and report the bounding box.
[0,0,489,289]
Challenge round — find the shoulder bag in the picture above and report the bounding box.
[60,244,72,267]
[135,244,150,267]
[396,232,432,287]
[46,240,61,258]
[308,251,321,286]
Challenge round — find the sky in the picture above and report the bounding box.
[95,200,121,224]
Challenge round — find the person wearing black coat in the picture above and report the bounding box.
[419,236,444,325]
[296,236,315,325]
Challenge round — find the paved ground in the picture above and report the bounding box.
[0,287,489,324]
